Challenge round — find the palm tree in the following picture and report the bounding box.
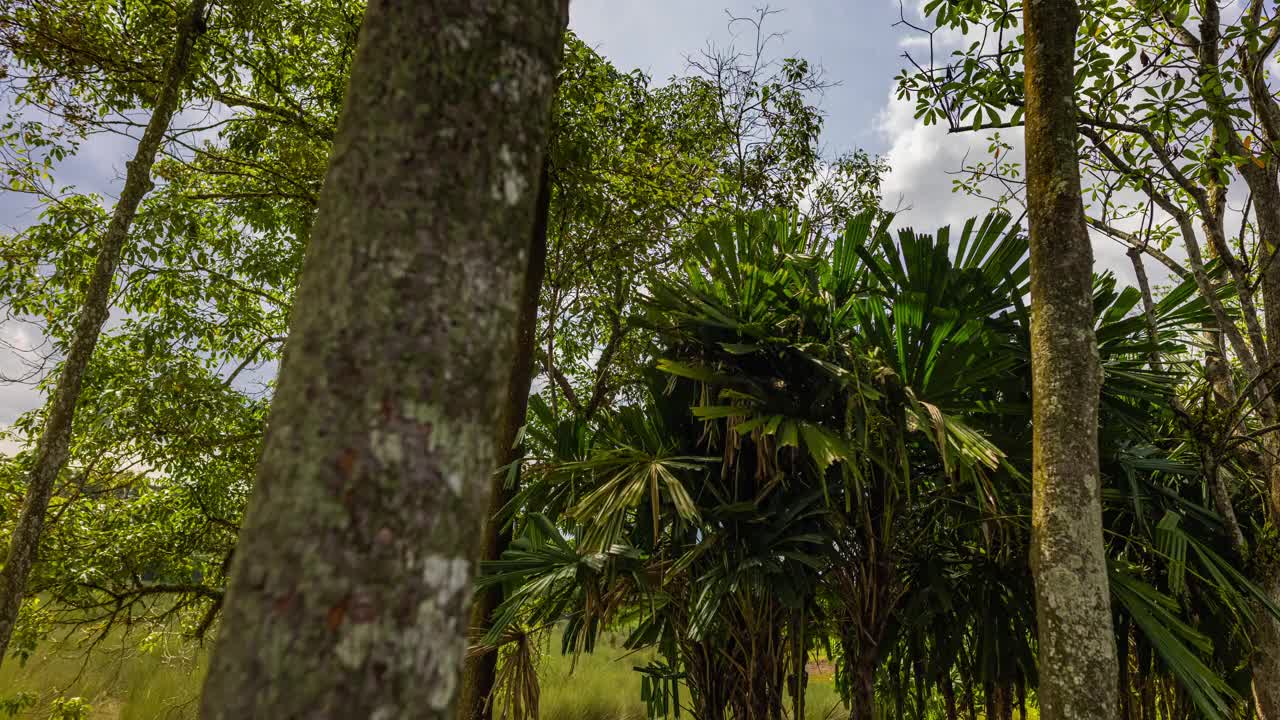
[479,209,1276,720]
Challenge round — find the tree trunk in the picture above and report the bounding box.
[941,674,958,720]
[1119,628,1132,720]
[1131,243,1249,573]
[197,1,568,718]
[1016,675,1027,720]
[912,656,926,720]
[454,163,551,720]
[790,610,807,720]
[0,0,208,667]
[1254,573,1280,720]
[1021,2,1121,720]
[1243,167,1280,720]
[1127,248,1163,372]
[992,683,1014,720]
[848,664,876,720]
[1196,232,1250,567]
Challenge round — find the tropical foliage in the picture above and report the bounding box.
[480,210,1279,720]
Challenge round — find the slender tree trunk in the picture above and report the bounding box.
[1130,244,1248,573]
[1256,168,1280,523]
[1021,2,1121,719]
[993,683,1013,720]
[1119,628,1133,720]
[1254,573,1280,720]
[790,610,807,720]
[942,674,958,720]
[1195,230,1250,575]
[1127,248,1163,372]
[197,1,568,717]
[0,0,208,667]
[966,678,977,720]
[454,163,551,720]
[848,663,876,720]
[1244,167,1280,720]
[1016,675,1027,720]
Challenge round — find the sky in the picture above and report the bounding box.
[568,1,1152,281]
[570,1,899,153]
[568,2,985,228]
[0,1,1164,428]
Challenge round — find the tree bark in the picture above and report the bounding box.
[847,663,876,720]
[1119,625,1133,720]
[1021,2,1121,720]
[0,0,208,667]
[941,674,958,720]
[1235,142,1280,720]
[454,163,551,720]
[1127,248,1163,372]
[1016,675,1027,720]
[1254,573,1280,720]
[197,1,568,718]
[992,683,1013,720]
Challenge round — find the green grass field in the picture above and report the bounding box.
[0,633,1046,720]
[0,631,854,720]
[0,629,205,719]
[535,641,846,720]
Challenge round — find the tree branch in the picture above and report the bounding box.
[1085,216,1189,279]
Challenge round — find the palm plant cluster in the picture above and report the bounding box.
[476,210,1280,720]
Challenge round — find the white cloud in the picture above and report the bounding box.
[0,318,47,425]
[895,23,968,52]
[0,437,24,456]
[0,317,45,455]
[877,90,1011,230]
[874,88,1183,288]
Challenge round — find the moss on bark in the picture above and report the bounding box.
[1021,1,1121,718]
[454,162,551,720]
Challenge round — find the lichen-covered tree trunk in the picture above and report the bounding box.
[1242,165,1280,512]
[1254,573,1280,720]
[0,0,208,668]
[1194,227,1250,556]
[1233,164,1280,720]
[197,2,568,718]
[455,164,551,720]
[1021,2,1121,719]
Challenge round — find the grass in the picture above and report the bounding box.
[0,630,855,720]
[803,678,849,720]
[538,642,652,720]
[536,636,850,720]
[0,628,204,719]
